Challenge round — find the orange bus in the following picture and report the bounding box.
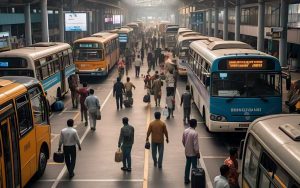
[73,32,119,76]
[0,76,51,187]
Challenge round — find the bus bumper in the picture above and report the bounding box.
[76,70,108,76]
[209,121,250,132]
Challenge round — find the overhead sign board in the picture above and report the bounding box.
[65,13,87,32]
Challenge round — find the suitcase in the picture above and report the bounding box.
[124,99,132,108]
[53,151,64,163]
[191,167,206,188]
[143,94,150,103]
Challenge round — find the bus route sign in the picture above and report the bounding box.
[227,60,265,70]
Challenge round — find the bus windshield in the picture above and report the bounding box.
[211,72,281,97]
[0,70,34,77]
[75,49,103,61]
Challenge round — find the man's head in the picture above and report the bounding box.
[155,71,159,75]
[186,85,190,91]
[83,82,87,87]
[189,119,197,128]
[117,77,121,82]
[229,148,238,159]
[220,164,230,178]
[89,89,94,95]
[154,112,161,120]
[67,119,74,127]
[122,117,129,124]
[127,77,130,82]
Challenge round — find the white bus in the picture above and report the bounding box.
[0,42,75,105]
[241,114,300,188]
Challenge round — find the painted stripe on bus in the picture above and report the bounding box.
[65,64,76,77]
[42,73,61,91]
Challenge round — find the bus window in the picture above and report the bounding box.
[29,87,48,125]
[41,65,49,79]
[16,95,33,136]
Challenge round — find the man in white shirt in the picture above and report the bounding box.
[84,89,100,131]
[134,55,142,77]
[58,119,81,178]
[182,119,200,184]
[214,165,230,188]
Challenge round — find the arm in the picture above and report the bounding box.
[193,133,200,156]
[118,128,123,148]
[96,98,100,109]
[113,84,116,97]
[180,95,183,106]
[75,131,81,150]
[182,132,186,147]
[146,124,152,141]
[84,98,88,109]
[132,127,135,144]
[58,131,63,151]
[163,124,169,143]
[132,83,136,90]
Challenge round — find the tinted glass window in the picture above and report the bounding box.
[16,95,33,136]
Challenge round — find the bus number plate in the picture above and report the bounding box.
[239,124,249,128]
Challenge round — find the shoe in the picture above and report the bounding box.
[69,172,75,179]
[126,168,132,172]
[158,165,162,169]
[184,179,190,184]
[85,122,88,126]
[167,116,170,119]
[121,167,128,171]
[154,162,157,167]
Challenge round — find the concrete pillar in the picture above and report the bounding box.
[88,11,93,36]
[279,0,288,67]
[95,10,99,33]
[223,0,228,40]
[59,3,64,42]
[99,8,104,31]
[257,0,265,51]
[208,9,212,36]
[41,0,49,42]
[202,11,207,35]
[235,0,241,41]
[214,6,219,37]
[24,3,32,46]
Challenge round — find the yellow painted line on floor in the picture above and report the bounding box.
[73,112,80,121]
[47,162,64,165]
[143,104,151,188]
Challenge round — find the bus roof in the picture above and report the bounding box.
[181,32,202,37]
[178,28,192,33]
[249,114,300,182]
[0,76,40,104]
[0,42,71,61]
[177,35,209,43]
[118,27,133,33]
[189,40,271,65]
[75,33,118,44]
[127,23,139,27]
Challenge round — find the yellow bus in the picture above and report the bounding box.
[74,32,120,76]
[0,76,51,187]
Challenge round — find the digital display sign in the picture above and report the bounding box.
[0,62,8,67]
[119,33,128,43]
[227,60,264,70]
[78,43,99,48]
[65,13,87,32]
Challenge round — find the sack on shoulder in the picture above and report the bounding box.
[115,148,123,162]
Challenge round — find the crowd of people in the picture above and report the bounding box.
[58,26,241,188]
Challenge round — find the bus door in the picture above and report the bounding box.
[0,105,21,188]
[58,53,66,94]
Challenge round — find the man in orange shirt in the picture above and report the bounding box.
[146,112,169,168]
[224,148,240,188]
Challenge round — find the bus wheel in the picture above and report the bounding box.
[36,149,47,178]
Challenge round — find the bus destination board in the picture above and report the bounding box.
[227,60,265,70]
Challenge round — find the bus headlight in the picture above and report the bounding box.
[210,114,227,122]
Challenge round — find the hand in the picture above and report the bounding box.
[166,138,169,143]
[58,148,61,152]
[78,146,82,151]
[196,153,200,159]
[146,138,149,142]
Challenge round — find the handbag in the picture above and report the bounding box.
[145,141,150,149]
[115,148,123,162]
[53,151,64,163]
[96,108,101,120]
[162,107,169,117]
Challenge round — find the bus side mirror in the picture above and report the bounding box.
[239,139,245,160]
[286,76,291,90]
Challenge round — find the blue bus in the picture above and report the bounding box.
[187,39,284,132]
[0,42,75,105]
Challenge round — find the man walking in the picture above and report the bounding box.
[181,85,192,124]
[113,77,125,110]
[68,74,79,108]
[140,47,145,64]
[214,165,230,188]
[124,77,136,100]
[77,82,89,126]
[118,117,134,172]
[182,119,200,184]
[152,75,162,106]
[224,148,240,188]
[146,112,169,169]
[134,55,142,77]
[58,119,81,178]
[147,50,154,73]
[84,89,100,131]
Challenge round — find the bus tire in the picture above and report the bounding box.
[36,147,48,178]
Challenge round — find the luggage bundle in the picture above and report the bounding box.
[124,98,133,108]
[143,94,150,103]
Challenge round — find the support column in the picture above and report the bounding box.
[41,0,49,42]
[88,11,93,36]
[223,0,228,40]
[208,9,212,36]
[214,6,219,37]
[59,2,64,42]
[99,8,104,31]
[24,3,32,46]
[257,0,265,51]
[235,0,241,41]
[202,11,207,35]
[95,10,99,33]
[279,0,288,67]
